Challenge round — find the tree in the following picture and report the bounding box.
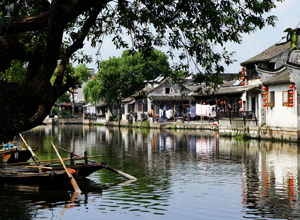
[83,50,170,117]
[83,57,123,118]
[0,0,282,141]
[51,63,91,115]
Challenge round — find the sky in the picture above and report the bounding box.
[80,0,299,74]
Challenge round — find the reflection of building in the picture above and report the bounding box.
[241,141,299,218]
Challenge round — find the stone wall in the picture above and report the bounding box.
[219,119,299,141]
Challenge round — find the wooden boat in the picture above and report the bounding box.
[0,142,32,164]
[0,147,136,189]
[0,163,103,189]
[0,166,75,187]
[49,162,104,179]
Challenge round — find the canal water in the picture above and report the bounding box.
[1,125,299,219]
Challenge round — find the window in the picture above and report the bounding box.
[121,104,125,114]
[137,100,143,112]
[282,90,293,106]
[137,99,147,112]
[165,87,172,94]
[266,91,275,107]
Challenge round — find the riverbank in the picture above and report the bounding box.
[43,117,300,142]
[43,117,218,131]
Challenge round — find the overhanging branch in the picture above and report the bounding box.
[6,12,50,34]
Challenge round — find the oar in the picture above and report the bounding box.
[58,147,137,181]
[19,133,39,165]
[51,141,81,193]
[101,163,137,181]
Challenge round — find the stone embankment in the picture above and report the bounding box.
[44,117,299,142]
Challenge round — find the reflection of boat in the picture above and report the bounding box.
[0,142,32,164]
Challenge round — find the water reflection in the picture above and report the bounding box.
[4,125,300,219]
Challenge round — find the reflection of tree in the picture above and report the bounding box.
[21,125,300,218]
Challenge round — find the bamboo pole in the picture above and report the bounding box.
[19,133,39,165]
[58,147,137,181]
[51,141,81,193]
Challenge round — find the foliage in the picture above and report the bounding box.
[51,64,91,88]
[285,27,300,51]
[51,106,59,114]
[56,92,71,103]
[120,49,171,81]
[51,63,91,103]
[59,108,72,118]
[141,120,150,128]
[84,49,170,106]
[83,78,101,104]
[0,60,27,83]
[0,0,283,142]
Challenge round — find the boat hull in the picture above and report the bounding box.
[48,163,104,179]
[0,163,104,188]
[0,168,70,186]
[0,148,32,164]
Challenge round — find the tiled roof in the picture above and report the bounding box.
[192,84,260,96]
[121,97,134,103]
[149,96,195,101]
[240,39,292,65]
[262,68,290,85]
[95,101,107,107]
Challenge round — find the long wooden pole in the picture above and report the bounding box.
[19,133,39,165]
[102,164,137,181]
[58,147,137,181]
[51,141,81,193]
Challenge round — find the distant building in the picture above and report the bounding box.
[73,68,96,103]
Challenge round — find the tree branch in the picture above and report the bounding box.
[6,12,50,34]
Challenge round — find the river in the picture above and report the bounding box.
[1,124,299,219]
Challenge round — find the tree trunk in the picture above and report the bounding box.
[0,82,56,142]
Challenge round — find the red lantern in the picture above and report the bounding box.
[290,103,294,107]
[66,103,69,107]
[241,77,245,81]
[289,84,294,89]
[263,92,268,96]
[263,103,266,107]
[242,67,244,71]
[289,91,294,95]
[241,72,245,76]
[89,76,93,80]
[263,86,268,91]
[238,100,242,104]
[263,98,266,102]
[203,102,206,105]
[289,97,294,101]
[221,101,224,105]
[241,82,245,86]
